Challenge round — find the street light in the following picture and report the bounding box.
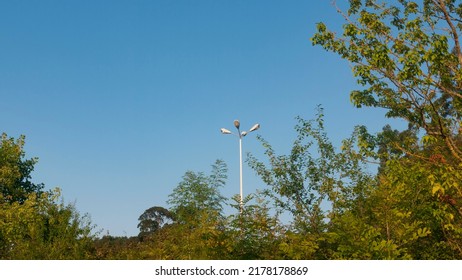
[221,120,260,212]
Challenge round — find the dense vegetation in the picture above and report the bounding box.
[2,0,462,259]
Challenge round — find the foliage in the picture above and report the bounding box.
[247,105,462,259]
[96,110,462,260]
[136,159,229,259]
[0,188,95,259]
[312,0,462,164]
[167,159,227,225]
[0,133,44,203]
[225,194,284,259]
[309,0,462,259]
[137,206,173,238]
[0,133,95,259]
[324,156,460,259]
[92,235,140,259]
[248,107,375,238]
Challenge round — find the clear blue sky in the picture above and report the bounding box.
[0,0,402,236]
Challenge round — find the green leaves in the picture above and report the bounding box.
[0,188,95,259]
[167,160,227,224]
[310,2,462,258]
[0,133,44,203]
[137,206,173,238]
[312,0,462,163]
[0,133,96,259]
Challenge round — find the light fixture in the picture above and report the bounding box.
[220,120,260,212]
[220,128,232,134]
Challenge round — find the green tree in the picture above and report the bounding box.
[137,206,173,238]
[248,109,374,230]
[312,0,462,164]
[247,108,461,259]
[144,159,229,259]
[0,133,44,203]
[378,158,461,259]
[248,108,377,258]
[167,159,227,224]
[92,235,140,259]
[309,0,462,259]
[0,188,95,259]
[225,194,284,260]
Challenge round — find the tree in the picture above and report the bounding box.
[144,159,228,259]
[247,107,462,259]
[377,158,461,259]
[311,0,462,259]
[0,133,44,203]
[0,133,97,259]
[312,0,462,164]
[248,108,374,234]
[167,159,227,224]
[226,194,284,259]
[137,206,173,238]
[92,235,140,259]
[248,108,380,258]
[0,188,95,259]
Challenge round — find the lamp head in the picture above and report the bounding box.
[220,128,232,134]
[249,123,260,132]
[234,120,240,129]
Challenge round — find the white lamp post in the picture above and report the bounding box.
[221,120,260,211]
